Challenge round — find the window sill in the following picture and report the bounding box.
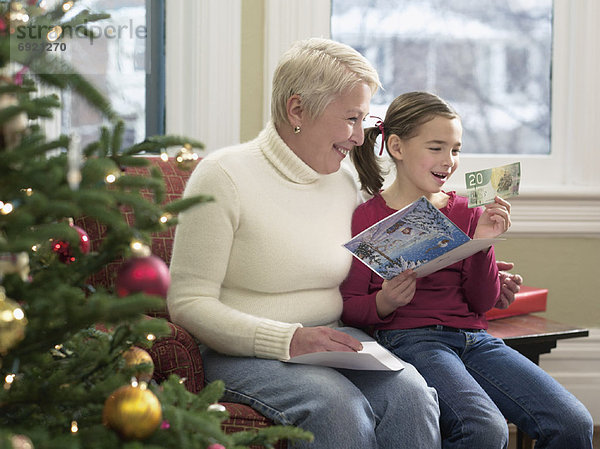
[452,187,600,237]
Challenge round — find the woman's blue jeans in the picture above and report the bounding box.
[202,327,441,449]
[375,327,594,449]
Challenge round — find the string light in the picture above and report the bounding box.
[160,152,169,162]
[62,1,74,12]
[4,373,15,390]
[159,213,172,224]
[146,333,156,342]
[130,239,151,257]
[12,307,24,321]
[0,305,25,323]
[70,420,78,433]
[46,26,62,42]
[0,202,13,215]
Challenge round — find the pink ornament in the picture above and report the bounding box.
[160,420,170,429]
[73,224,91,254]
[206,444,226,449]
[115,255,170,299]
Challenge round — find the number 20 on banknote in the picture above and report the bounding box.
[465,162,521,208]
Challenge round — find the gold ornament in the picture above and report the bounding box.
[102,383,162,440]
[10,434,34,449]
[0,289,27,355]
[175,144,199,170]
[122,346,154,383]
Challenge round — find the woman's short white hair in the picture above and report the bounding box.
[271,38,381,128]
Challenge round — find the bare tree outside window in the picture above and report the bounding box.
[331,0,553,155]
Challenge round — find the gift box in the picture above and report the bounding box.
[486,286,548,321]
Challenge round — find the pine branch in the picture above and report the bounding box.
[123,136,205,155]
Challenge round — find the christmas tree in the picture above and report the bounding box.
[0,2,311,448]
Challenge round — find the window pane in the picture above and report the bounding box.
[61,0,148,149]
[331,0,553,155]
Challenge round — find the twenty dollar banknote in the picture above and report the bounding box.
[466,162,521,208]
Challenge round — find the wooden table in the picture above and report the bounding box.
[487,315,589,449]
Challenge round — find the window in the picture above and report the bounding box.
[331,0,553,157]
[262,0,600,236]
[34,0,163,148]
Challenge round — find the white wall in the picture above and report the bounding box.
[539,328,600,424]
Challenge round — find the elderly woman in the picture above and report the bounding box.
[167,38,441,448]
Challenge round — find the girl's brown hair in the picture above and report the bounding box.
[352,91,459,195]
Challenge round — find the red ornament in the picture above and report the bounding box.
[52,240,75,264]
[51,224,90,264]
[115,255,170,299]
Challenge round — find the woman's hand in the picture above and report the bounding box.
[494,260,524,309]
[473,196,511,239]
[375,269,417,318]
[289,327,363,358]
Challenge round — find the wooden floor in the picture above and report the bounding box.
[507,425,599,448]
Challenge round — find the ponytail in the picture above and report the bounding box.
[351,126,385,196]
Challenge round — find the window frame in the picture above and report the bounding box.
[261,0,600,237]
[146,0,165,137]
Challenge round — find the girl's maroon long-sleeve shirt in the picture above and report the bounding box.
[340,192,500,331]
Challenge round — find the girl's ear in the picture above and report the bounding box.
[286,94,303,128]
[387,134,404,161]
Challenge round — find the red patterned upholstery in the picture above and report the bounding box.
[78,156,285,448]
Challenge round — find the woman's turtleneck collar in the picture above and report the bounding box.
[258,121,322,184]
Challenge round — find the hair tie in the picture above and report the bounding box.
[371,115,385,156]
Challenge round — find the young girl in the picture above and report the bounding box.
[340,92,593,449]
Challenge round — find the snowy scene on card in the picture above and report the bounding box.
[343,197,471,280]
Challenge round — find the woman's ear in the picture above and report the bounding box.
[286,94,303,128]
[387,134,404,160]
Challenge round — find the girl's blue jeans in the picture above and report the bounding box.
[202,327,441,449]
[375,327,594,449]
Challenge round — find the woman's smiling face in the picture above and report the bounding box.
[293,82,372,175]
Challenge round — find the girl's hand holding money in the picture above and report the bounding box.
[473,196,511,239]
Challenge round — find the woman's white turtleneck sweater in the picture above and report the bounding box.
[167,122,360,361]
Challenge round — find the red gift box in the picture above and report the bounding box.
[486,286,548,321]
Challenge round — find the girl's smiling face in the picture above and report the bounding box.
[292,82,371,175]
[395,115,462,195]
